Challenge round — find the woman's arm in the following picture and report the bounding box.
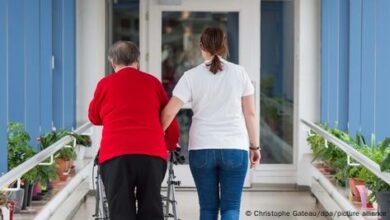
[161,96,184,131]
[242,95,261,168]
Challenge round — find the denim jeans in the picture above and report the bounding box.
[189,149,248,220]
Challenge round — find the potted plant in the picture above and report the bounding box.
[372,179,390,219]
[54,147,77,181]
[333,135,362,188]
[7,122,40,212]
[307,131,331,174]
[371,138,390,218]
[351,137,390,213]
[307,131,326,161]
[71,133,92,161]
[307,128,350,175]
[20,167,39,208]
[39,129,76,182]
[31,163,58,201]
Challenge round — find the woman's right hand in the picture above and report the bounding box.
[249,149,261,168]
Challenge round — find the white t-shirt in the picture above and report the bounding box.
[172,58,255,151]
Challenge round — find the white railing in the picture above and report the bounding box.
[301,119,390,185]
[0,122,93,191]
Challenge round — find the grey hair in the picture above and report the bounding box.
[108,41,140,66]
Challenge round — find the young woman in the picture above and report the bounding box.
[161,27,261,220]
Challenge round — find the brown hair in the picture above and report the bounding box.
[200,27,228,74]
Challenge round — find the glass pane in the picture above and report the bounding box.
[260,1,294,164]
[112,0,140,45]
[162,12,239,158]
[162,12,239,96]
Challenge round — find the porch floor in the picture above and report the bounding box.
[72,190,328,220]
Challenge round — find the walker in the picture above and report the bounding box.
[163,147,185,220]
[92,155,109,220]
[92,148,185,220]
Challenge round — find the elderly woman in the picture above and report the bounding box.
[89,41,179,220]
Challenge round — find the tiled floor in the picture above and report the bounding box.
[72,190,328,220]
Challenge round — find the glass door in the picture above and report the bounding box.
[145,0,260,187]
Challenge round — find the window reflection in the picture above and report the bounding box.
[260,1,294,164]
[112,0,140,45]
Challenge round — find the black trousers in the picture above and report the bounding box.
[100,155,167,220]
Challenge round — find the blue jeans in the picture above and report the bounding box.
[189,149,248,220]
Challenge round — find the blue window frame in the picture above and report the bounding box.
[322,0,390,142]
[0,0,76,175]
[0,0,7,174]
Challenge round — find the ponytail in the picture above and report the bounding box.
[200,27,228,75]
[207,55,223,74]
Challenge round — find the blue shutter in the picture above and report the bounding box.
[40,0,53,132]
[52,0,64,129]
[375,0,390,141]
[321,0,330,124]
[348,0,363,136]
[327,0,339,128]
[360,0,376,139]
[52,0,76,130]
[62,0,76,129]
[25,0,41,150]
[8,0,25,123]
[0,0,7,174]
[338,0,349,131]
[321,0,349,129]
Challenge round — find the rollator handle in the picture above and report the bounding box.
[170,147,185,165]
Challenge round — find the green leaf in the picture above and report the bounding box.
[379,138,390,154]
[71,133,92,147]
[380,153,390,172]
[8,122,36,170]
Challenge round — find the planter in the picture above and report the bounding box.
[1,202,14,220]
[323,160,337,175]
[55,158,71,181]
[69,160,75,175]
[376,191,390,220]
[1,206,10,220]
[21,183,33,210]
[26,183,34,207]
[75,145,86,161]
[355,185,369,208]
[32,182,42,201]
[6,189,24,213]
[46,181,53,191]
[348,178,365,202]
[336,178,347,188]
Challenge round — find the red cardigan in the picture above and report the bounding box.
[88,67,179,164]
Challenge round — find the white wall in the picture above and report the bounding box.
[76,0,106,125]
[76,0,106,158]
[294,0,321,186]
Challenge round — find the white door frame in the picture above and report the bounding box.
[139,0,297,186]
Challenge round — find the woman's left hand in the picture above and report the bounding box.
[250,150,261,168]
